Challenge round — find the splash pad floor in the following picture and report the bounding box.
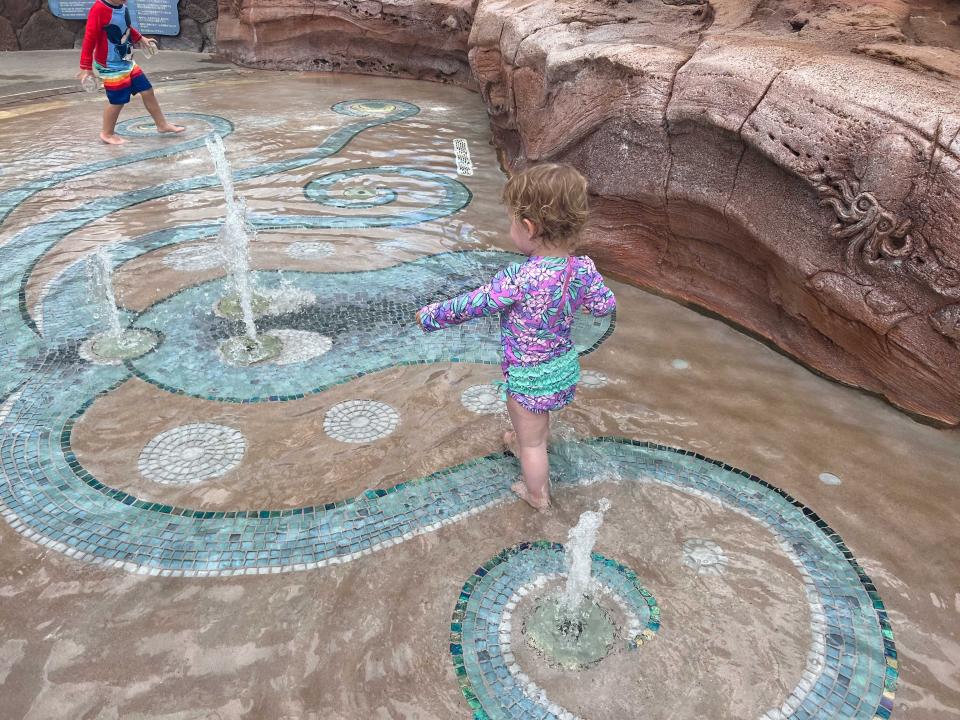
[0,64,958,720]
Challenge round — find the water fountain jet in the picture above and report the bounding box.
[523,498,619,670]
[81,246,158,362]
[206,134,282,365]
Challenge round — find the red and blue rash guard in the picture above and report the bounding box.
[79,0,143,71]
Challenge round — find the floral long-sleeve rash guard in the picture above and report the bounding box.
[419,255,616,412]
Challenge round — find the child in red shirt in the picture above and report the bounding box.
[77,0,184,144]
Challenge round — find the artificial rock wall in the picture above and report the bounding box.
[0,0,218,52]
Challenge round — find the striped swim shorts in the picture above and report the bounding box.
[94,61,152,105]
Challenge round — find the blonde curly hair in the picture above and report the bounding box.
[502,163,589,250]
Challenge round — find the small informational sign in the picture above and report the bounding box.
[48,0,93,20]
[128,0,180,36]
[453,139,473,176]
[49,0,181,36]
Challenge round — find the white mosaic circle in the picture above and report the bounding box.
[267,329,333,366]
[163,242,223,271]
[460,384,505,414]
[818,472,842,486]
[671,359,690,370]
[138,423,245,485]
[579,370,610,389]
[287,241,336,259]
[324,400,399,443]
[681,538,728,576]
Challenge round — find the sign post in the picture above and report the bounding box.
[49,0,181,36]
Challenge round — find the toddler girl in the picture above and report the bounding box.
[416,164,616,510]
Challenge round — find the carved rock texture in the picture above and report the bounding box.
[215,0,476,85]
[467,1,960,425]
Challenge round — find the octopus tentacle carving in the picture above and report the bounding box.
[812,174,914,281]
[812,173,960,301]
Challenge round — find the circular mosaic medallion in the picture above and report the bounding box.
[138,423,245,485]
[460,384,505,414]
[334,100,400,116]
[324,400,399,443]
[819,472,842,486]
[163,242,223,271]
[671,359,690,370]
[579,370,610,389]
[268,330,332,366]
[451,542,659,720]
[287,241,335,259]
[682,538,729,576]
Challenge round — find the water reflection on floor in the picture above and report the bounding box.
[0,71,957,719]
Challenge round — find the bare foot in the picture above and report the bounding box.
[503,430,519,457]
[99,133,126,145]
[511,480,550,511]
[157,123,185,134]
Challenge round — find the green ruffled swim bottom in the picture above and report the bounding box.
[497,350,580,412]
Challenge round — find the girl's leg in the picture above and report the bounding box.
[140,89,185,133]
[100,102,126,145]
[506,396,551,509]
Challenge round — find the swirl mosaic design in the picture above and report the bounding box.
[0,95,897,718]
[450,542,659,720]
[115,253,611,403]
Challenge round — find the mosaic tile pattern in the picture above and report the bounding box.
[287,241,336,259]
[0,113,234,228]
[0,100,429,362]
[138,423,245,485]
[0,381,898,716]
[450,542,659,720]
[118,253,611,403]
[163,242,224,272]
[323,400,400,443]
[461,384,506,414]
[681,538,728,576]
[266,330,333,366]
[578,370,610,389]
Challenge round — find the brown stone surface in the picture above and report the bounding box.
[4,0,41,29]
[215,0,476,85]
[17,6,76,49]
[0,14,17,50]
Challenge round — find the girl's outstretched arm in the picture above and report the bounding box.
[578,257,616,317]
[418,264,521,331]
